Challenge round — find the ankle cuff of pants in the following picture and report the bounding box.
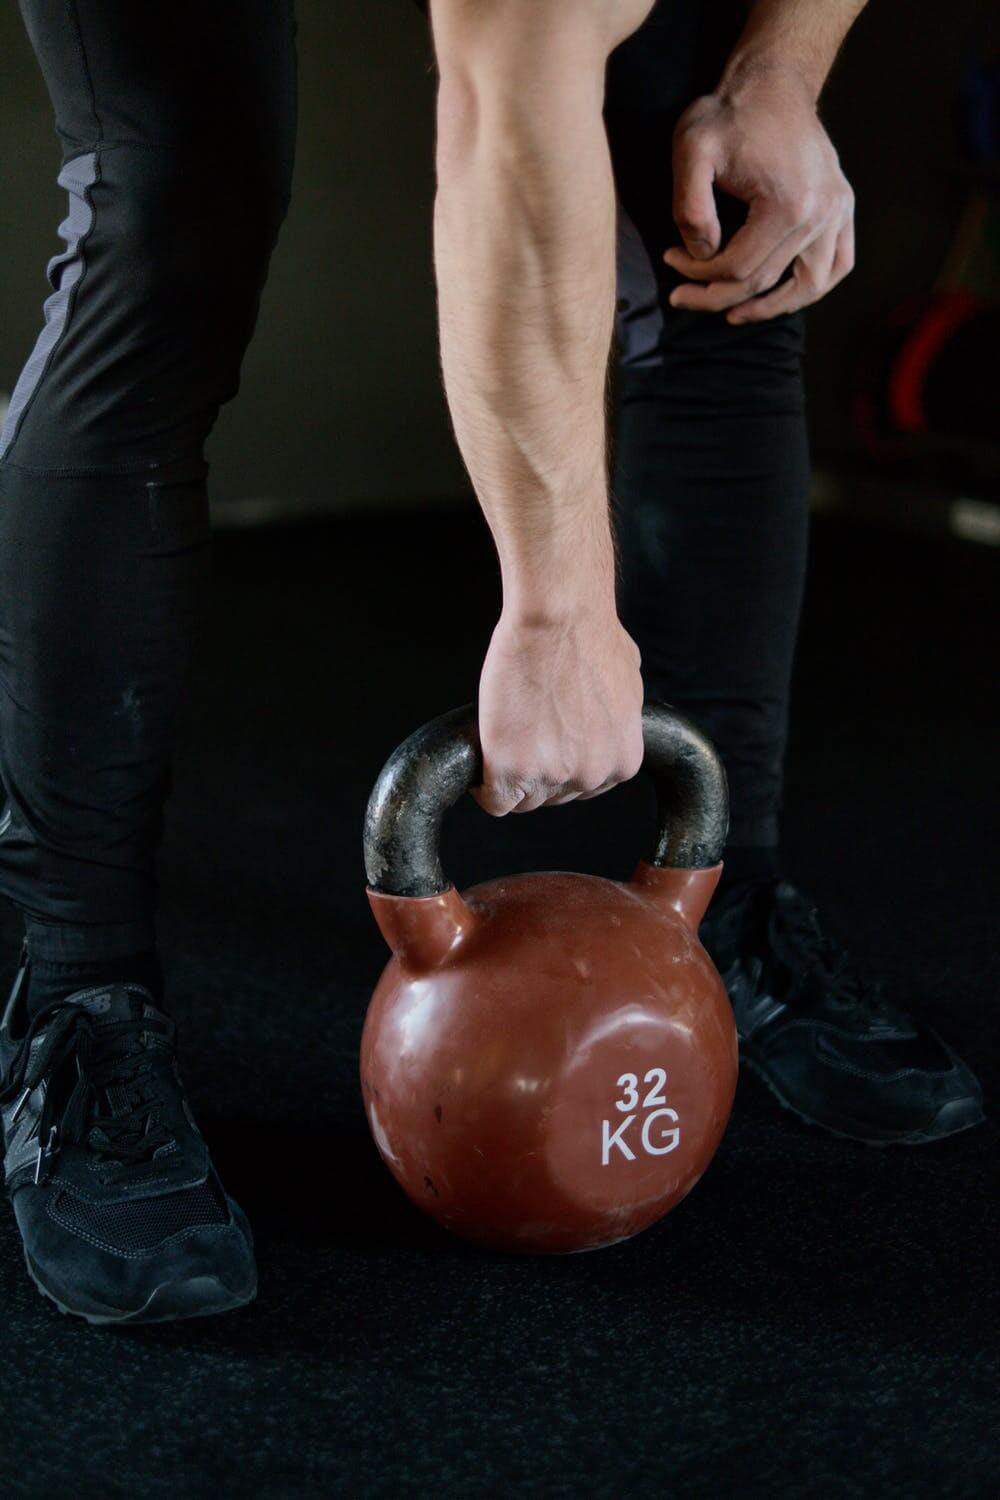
[23,915,157,964]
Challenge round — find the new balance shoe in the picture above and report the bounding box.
[0,943,257,1324]
[700,880,985,1145]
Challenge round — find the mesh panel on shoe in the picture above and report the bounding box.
[49,1179,228,1251]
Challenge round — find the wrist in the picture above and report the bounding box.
[716,50,823,109]
[502,597,619,632]
[501,566,618,631]
[716,0,867,106]
[497,514,618,628]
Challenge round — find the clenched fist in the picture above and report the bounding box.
[475,606,645,817]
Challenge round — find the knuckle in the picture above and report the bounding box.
[674,113,710,146]
[674,216,708,240]
[785,189,815,224]
[800,190,819,221]
[492,770,528,805]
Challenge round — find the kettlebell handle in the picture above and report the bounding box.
[364,702,728,898]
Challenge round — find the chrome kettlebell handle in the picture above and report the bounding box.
[363,702,729,899]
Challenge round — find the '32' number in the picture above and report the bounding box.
[615,1068,667,1113]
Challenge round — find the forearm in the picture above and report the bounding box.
[723,0,868,102]
[432,10,631,624]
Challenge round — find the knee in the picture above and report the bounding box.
[98,144,291,300]
[1,142,292,470]
[619,306,808,421]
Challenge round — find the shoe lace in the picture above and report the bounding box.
[771,891,896,1022]
[0,997,176,1183]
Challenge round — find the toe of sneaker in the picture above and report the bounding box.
[748,1033,986,1145]
[904,1031,985,1135]
[15,1192,257,1323]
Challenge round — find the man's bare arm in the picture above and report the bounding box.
[430,0,654,816]
[666,0,867,323]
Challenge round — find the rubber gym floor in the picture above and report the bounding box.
[0,504,995,1499]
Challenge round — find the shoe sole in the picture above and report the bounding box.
[740,1053,985,1146]
[24,1248,257,1326]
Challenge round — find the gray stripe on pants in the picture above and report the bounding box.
[0,151,98,462]
[615,204,664,372]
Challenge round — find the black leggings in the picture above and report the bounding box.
[0,0,807,963]
[608,3,810,852]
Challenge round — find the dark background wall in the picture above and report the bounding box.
[0,0,986,509]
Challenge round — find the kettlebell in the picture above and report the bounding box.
[360,703,737,1254]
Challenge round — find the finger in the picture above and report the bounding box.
[668,267,780,315]
[671,136,721,260]
[664,195,801,285]
[510,783,567,815]
[723,269,809,324]
[521,771,613,811]
[726,223,838,324]
[575,778,619,802]
[471,777,529,818]
[668,216,823,314]
[470,788,510,817]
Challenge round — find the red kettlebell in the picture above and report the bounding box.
[360,703,737,1254]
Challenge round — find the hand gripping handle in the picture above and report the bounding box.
[364,702,729,899]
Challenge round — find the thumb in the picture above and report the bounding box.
[671,138,721,260]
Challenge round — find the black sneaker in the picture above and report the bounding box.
[700,880,985,1145]
[0,943,257,1324]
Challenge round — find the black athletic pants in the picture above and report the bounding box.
[0,0,807,964]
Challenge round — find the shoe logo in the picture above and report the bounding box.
[726,958,787,1039]
[3,1080,46,1182]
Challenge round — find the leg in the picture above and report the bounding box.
[602,5,982,1145]
[0,0,297,1325]
[612,251,810,861]
[0,0,297,983]
[605,3,809,869]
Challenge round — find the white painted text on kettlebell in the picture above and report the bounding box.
[601,1068,680,1164]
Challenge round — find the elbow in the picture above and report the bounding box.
[431,7,610,182]
[435,68,482,179]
